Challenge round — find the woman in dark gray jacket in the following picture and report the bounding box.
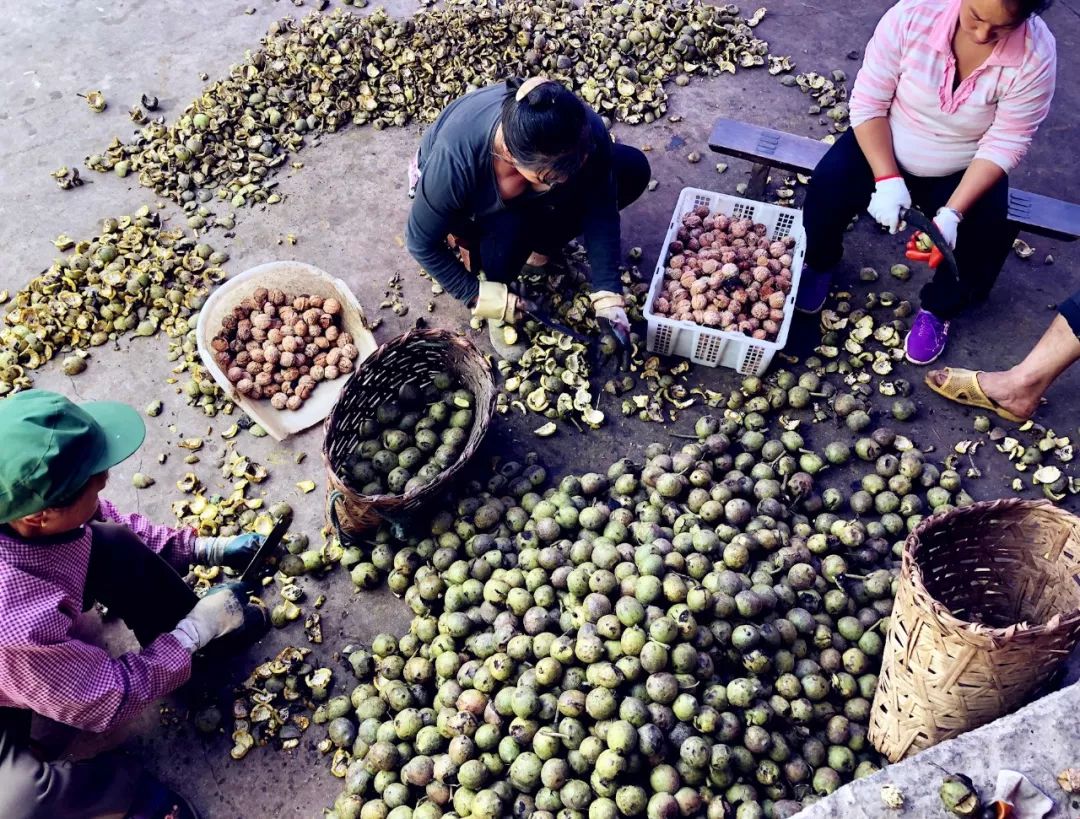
[405,77,650,360]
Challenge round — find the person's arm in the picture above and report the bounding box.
[945,35,1055,224]
[0,632,191,733]
[404,149,479,305]
[97,498,195,572]
[849,2,908,176]
[944,159,1005,215]
[854,119,901,180]
[578,134,622,294]
[970,34,1056,180]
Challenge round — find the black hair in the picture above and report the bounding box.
[1012,0,1052,17]
[500,77,592,180]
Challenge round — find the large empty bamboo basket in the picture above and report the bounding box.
[868,498,1080,762]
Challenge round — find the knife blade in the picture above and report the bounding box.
[522,307,590,344]
[901,207,959,281]
[238,516,291,591]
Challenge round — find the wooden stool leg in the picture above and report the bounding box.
[747,163,770,199]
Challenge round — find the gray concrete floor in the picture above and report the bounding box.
[2,0,1080,816]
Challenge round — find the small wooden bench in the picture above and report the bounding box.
[708,117,1080,242]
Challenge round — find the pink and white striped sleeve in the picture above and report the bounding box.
[850,2,908,128]
[974,30,1056,174]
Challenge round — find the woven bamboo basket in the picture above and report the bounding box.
[868,498,1080,762]
[322,328,495,541]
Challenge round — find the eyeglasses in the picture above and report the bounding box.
[493,151,567,190]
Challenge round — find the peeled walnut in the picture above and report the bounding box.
[271,392,288,410]
[324,365,340,380]
[286,395,303,411]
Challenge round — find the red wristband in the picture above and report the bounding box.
[874,173,902,183]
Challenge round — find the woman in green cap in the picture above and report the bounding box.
[0,390,268,819]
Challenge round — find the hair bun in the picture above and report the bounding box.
[515,76,551,103]
[528,90,555,111]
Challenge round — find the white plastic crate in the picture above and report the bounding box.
[644,187,806,376]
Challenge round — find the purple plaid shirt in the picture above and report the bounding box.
[0,499,196,733]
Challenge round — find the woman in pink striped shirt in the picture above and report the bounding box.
[797,0,1057,364]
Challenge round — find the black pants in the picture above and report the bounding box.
[469,143,651,283]
[1060,290,1080,338]
[803,129,1016,320]
[0,523,195,819]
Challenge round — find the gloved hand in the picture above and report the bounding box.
[589,291,630,336]
[170,582,247,653]
[472,281,525,324]
[932,206,961,250]
[589,292,632,371]
[866,176,911,234]
[194,533,263,571]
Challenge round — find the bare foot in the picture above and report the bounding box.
[926,368,1040,420]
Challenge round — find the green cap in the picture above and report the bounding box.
[0,390,145,523]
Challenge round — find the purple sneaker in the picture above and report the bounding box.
[904,309,950,365]
[794,264,834,314]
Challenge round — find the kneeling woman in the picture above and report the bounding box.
[798,0,1056,365]
[405,77,650,360]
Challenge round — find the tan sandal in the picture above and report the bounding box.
[924,368,1026,423]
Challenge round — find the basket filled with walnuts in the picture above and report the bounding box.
[197,261,378,440]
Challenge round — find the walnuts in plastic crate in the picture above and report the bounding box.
[653,205,795,341]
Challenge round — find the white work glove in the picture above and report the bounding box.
[170,582,247,653]
[472,281,524,324]
[194,533,263,571]
[867,176,911,234]
[590,290,630,336]
[933,206,961,250]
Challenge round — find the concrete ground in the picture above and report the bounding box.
[2,0,1080,816]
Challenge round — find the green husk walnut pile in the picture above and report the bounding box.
[340,374,476,497]
[89,0,775,208]
[0,207,227,396]
[314,407,930,818]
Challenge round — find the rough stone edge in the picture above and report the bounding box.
[795,682,1080,818]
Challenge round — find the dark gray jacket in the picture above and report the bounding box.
[405,83,621,303]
